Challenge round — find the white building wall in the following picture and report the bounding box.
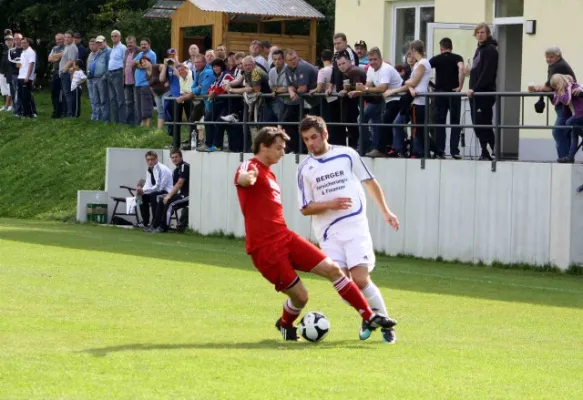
[103,150,583,271]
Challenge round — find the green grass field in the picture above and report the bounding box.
[1,219,583,399]
[0,92,170,221]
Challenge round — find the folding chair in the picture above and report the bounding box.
[110,186,141,225]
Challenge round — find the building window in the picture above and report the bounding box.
[393,3,435,64]
[495,0,524,18]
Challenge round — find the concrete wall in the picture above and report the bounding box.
[76,191,108,223]
[172,152,583,270]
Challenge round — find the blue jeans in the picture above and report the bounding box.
[60,72,73,117]
[107,70,126,123]
[566,115,583,157]
[362,102,384,152]
[87,79,98,120]
[392,112,410,153]
[553,105,570,158]
[94,77,110,122]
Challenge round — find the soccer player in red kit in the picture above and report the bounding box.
[235,126,397,341]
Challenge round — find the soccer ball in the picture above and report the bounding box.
[298,312,330,342]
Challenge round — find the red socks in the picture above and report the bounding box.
[280,299,302,328]
[333,276,374,321]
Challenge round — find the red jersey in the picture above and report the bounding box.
[234,158,290,253]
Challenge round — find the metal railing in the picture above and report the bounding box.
[164,91,564,172]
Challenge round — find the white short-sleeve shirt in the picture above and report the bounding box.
[366,63,402,103]
[412,59,432,106]
[297,145,373,243]
[18,47,36,80]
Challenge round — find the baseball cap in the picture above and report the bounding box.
[167,48,177,54]
[4,34,13,40]
[73,32,82,39]
[95,35,105,43]
[355,40,367,49]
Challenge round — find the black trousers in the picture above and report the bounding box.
[140,191,167,226]
[328,97,360,148]
[469,95,496,154]
[51,72,64,117]
[152,194,189,231]
[434,95,462,156]
[17,79,33,118]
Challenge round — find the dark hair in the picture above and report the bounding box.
[170,149,182,157]
[409,40,425,56]
[145,151,158,159]
[321,49,333,62]
[299,115,327,135]
[65,30,74,37]
[227,52,235,58]
[261,41,271,48]
[333,32,347,41]
[395,64,405,73]
[73,59,83,67]
[439,38,453,50]
[252,127,290,154]
[22,37,33,45]
[272,49,284,59]
[141,38,151,45]
[140,56,151,64]
[337,53,349,63]
[211,58,227,71]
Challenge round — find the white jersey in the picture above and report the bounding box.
[297,145,373,243]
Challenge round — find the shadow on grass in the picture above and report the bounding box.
[79,340,371,357]
[1,220,583,310]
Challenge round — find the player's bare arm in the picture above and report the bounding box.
[362,179,400,230]
[237,164,259,187]
[300,197,352,216]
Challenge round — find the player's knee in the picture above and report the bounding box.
[296,292,309,308]
[352,274,369,290]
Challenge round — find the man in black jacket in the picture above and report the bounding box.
[467,23,498,160]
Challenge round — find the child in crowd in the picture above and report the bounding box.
[70,59,87,118]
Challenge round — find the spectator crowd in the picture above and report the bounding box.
[0,24,581,162]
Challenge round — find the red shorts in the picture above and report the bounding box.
[250,231,327,292]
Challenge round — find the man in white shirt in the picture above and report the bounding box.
[59,31,78,118]
[136,151,174,228]
[17,37,36,118]
[297,115,400,344]
[349,47,402,157]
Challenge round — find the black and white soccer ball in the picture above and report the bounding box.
[298,312,330,342]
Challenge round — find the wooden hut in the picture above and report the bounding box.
[144,0,325,63]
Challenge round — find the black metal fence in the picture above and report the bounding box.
[164,91,563,172]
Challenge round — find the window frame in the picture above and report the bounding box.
[391,1,435,65]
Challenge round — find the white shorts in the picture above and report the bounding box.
[0,74,10,96]
[320,231,376,271]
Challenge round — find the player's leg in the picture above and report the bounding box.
[288,232,395,328]
[250,244,305,341]
[347,238,397,343]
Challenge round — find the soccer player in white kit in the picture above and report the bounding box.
[297,115,400,343]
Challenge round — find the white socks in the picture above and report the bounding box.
[361,282,388,317]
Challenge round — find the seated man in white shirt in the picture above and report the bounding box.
[136,151,174,227]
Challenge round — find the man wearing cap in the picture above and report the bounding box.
[59,31,78,118]
[355,40,369,68]
[89,35,111,122]
[107,29,127,124]
[47,33,65,118]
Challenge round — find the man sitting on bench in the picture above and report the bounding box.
[136,151,174,228]
[146,149,190,233]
